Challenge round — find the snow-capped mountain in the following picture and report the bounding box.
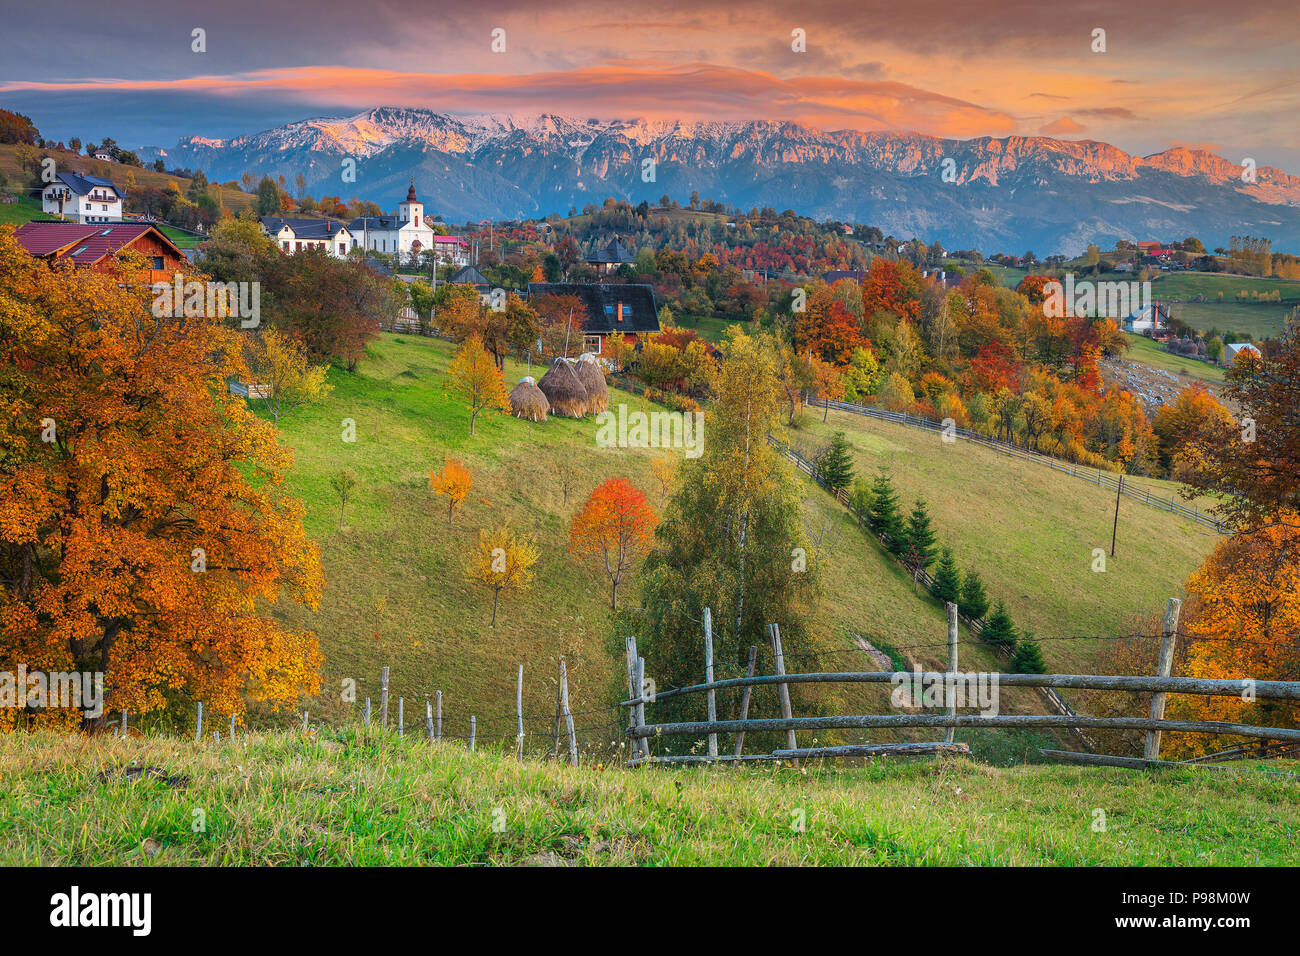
[139,107,1300,254]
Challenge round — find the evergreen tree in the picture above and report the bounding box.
[980,600,1017,651]
[931,547,961,605]
[959,570,990,620]
[868,469,904,552]
[905,499,937,570]
[817,431,855,492]
[1011,632,1047,673]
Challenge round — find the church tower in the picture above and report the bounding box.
[398,178,423,228]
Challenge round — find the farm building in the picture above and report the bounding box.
[1124,302,1172,336]
[584,237,636,275]
[41,172,124,223]
[526,282,660,356]
[1224,342,1262,364]
[13,221,186,284]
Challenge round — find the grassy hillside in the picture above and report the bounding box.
[780,406,1217,672]
[3,730,1295,865]
[263,334,1030,750]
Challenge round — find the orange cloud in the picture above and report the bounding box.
[1039,117,1087,136]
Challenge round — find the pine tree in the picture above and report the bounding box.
[931,547,961,605]
[868,469,904,552]
[1011,631,1047,673]
[905,499,937,570]
[959,570,990,620]
[818,431,855,492]
[980,599,1017,651]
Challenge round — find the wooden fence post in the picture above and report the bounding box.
[552,668,564,758]
[363,697,371,727]
[516,663,525,760]
[435,691,442,742]
[625,636,645,759]
[302,710,309,733]
[426,701,434,739]
[121,710,127,737]
[469,715,476,752]
[769,624,797,759]
[1143,598,1183,760]
[945,602,958,746]
[229,714,235,739]
[734,645,758,758]
[398,697,404,738]
[704,608,718,760]
[560,657,578,766]
[380,666,390,728]
[633,656,650,763]
[195,702,203,742]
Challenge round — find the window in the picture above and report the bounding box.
[584,334,602,354]
[152,257,164,270]
[339,243,346,255]
[283,241,290,251]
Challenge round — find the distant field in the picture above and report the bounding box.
[4,730,1296,865]
[673,312,735,343]
[1121,332,1225,385]
[1152,271,1300,300]
[1170,301,1292,341]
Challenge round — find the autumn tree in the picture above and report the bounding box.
[429,456,472,524]
[1152,383,1233,476]
[570,477,657,609]
[809,355,844,422]
[467,526,538,626]
[650,456,675,507]
[243,327,332,427]
[0,226,323,727]
[330,469,357,530]
[446,336,509,435]
[1181,310,1300,531]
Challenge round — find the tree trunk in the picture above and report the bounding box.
[491,589,500,626]
[610,579,618,610]
[470,407,478,436]
[338,498,345,531]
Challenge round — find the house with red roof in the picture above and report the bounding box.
[13,221,186,284]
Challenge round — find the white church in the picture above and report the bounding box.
[348,180,438,262]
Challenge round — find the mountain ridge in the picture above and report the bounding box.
[139,107,1300,255]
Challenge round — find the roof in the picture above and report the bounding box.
[261,216,350,240]
[45,171,123,199]
[1225,342,1261,357]
[824,269,868,284]
[348,215,410,231]
[451,265,489,286]
[586,237,635,265]
[13,221,184,266]
[527,282,659,335]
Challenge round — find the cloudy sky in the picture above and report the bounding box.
[3,0,1298,168]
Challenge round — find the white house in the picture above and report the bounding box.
[41,172,124,223]
[1224,342,1262,364]
[260,216,354,257]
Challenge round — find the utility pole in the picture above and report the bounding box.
[1110,470,1124,557]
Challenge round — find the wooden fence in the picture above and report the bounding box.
[806,397,1226,533]
[619,604,1300,769]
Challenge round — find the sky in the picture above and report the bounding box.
[3,0,1298,170]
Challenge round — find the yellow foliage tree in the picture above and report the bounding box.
[466,526,538,625]
[244,327,332,427]
[429,456,473,525]
[447,336,509,435]
[650,457,675,507]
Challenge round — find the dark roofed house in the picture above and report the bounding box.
[527,282,659,356]
[13,221,186,284]
[585,237,636,276]
[41,171,124,223]
[450,264,490,292]
[823,269,868,285]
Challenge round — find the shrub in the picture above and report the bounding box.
[980,600,1017,651]
[1011,632,1048,673]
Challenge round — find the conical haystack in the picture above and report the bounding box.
[574,353,609,414]
[537,357,589,418]
[509,376,550,422]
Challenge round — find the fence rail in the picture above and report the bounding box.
[807,397,1227,533]
[622,605,1300,770]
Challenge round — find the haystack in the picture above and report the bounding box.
[538,357,589,418]
[574,353,609,415]
[509,376,550,422]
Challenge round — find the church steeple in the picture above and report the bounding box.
[399,177,423,229]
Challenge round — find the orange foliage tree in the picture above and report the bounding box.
[1168,520,1300,751]
[569,477,657,609]
[446,336,509,435]
[429,456,473,525]
[0,226,323,727]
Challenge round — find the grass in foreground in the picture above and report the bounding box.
[2,730,1296,866]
